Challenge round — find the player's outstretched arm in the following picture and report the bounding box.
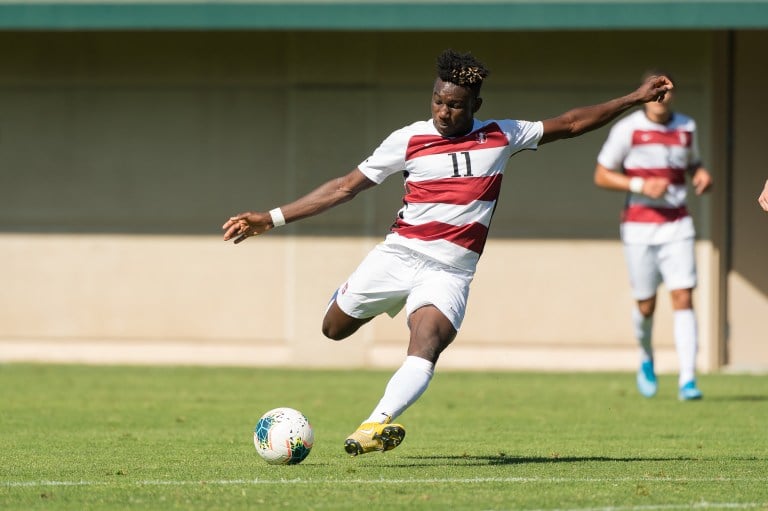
[222,168,376,244]
[539,75,673,145]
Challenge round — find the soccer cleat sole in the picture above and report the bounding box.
[379,425,406,451]
[344,425,406,456]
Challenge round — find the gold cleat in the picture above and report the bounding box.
[344,421,406,456]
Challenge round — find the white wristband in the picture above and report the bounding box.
[269,207,286,227]
[628,177,645,194]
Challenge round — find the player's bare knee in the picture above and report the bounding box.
[321,320,347,341]
[322,315,370,340]
[637,298,656,317]
[670,288,693,310]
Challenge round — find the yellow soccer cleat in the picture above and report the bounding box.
[344,421,406,456]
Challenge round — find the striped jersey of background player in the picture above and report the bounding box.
[223,49,674,456]
[594,70,713,401]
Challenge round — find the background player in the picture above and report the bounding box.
[224,50,673,454]
[594,70,712,401]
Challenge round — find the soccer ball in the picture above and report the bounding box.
[253,407,314,465]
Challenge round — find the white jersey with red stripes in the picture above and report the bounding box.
[597,109,701,245]
[358,118,543,273]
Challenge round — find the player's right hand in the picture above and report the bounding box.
[222,212,272,244]
[641,176,671,199]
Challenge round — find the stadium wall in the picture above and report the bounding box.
[0,30,764,371]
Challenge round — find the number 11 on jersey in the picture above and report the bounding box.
[451,152,473,177]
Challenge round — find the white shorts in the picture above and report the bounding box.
[623,238,697,300]
[331,243,474,331]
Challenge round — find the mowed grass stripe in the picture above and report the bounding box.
[7,476,768,487]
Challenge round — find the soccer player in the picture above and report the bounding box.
[223,50,673,454]
[759,179,768,211]
[593,70,712,401]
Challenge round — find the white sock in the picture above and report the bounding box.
[364,356,434,424]
[632,306,654,363]
[674,308,698,386]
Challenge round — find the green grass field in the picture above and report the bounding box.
[1,363,766,510]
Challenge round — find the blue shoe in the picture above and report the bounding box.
[636,360,658,398]
[678,380,703,401]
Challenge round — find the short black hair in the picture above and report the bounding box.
[436,49,490,96]
[642,68,675,85]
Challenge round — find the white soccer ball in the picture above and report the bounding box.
[253,407,314,465]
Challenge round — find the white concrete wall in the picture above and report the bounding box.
[0,234,715,373]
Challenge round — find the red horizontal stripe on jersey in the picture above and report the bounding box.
[632,130,692,147]
[406,122,508,160]
[622,205,689,223]
[393,219,489,255]
[405,174,503,205]
[624,167,687,185]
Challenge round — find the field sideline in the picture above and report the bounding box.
[1,364,766,510]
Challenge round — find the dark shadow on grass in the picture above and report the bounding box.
[703,395,768,402]
[399,454,698,466]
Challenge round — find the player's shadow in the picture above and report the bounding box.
[703,394,768,402]
[401,454,695,466]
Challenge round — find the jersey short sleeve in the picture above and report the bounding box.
[597,120,631,170]
[504,119,543,153]
[357,123,418,184]
[688,121,702,170]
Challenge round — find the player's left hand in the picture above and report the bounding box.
[691,168,713,195]
[637,75,674,104]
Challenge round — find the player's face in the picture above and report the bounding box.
[431,78,481,137]
[644,89,674,121]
